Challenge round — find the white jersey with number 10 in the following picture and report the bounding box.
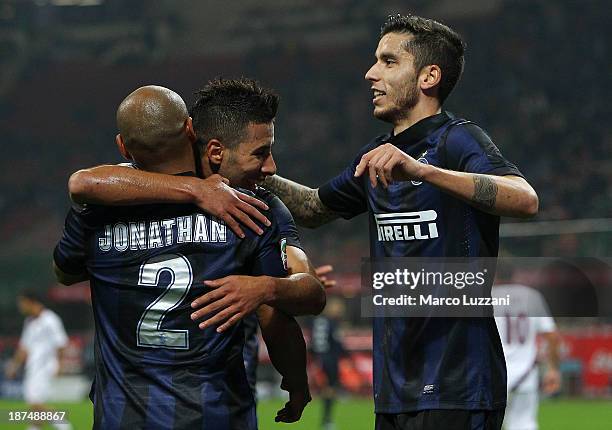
[493,284,556,392]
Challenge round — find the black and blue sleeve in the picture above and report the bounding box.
[53,207,88,275]
[444,123,524,177]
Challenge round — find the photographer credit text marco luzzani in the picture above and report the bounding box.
[370,269,510,307]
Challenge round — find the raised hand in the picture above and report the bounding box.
[354,143,426,188]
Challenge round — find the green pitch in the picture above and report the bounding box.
[1,398,611,429]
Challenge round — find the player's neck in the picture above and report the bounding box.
[200,162,214,181]
[137,149,195,175]
[393,101,442,136]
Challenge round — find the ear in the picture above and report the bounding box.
[185,117,196,143]
[205,139,224,166]
[115,134,133,161]
[420,64,442,91]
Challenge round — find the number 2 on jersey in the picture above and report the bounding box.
[137,254,193,350]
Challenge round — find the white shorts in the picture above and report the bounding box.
[503,390,539,430]
[23,368,54,404]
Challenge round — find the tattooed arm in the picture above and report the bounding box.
[424,170,538,218]
[263,176,340,228]
[354,143,538,218]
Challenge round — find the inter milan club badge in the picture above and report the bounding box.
[280,238,288,270]
[412,150,429,186]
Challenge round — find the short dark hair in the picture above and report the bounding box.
[381,14,465,104]
[190,78,279,148]
[18,289,46,306]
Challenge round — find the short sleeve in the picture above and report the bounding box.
[53,207,88,275]
[318,141,380,219]
[444,123,524,177]
[267,193,302,250]
[19,321,32,351]
[251,220,288,278]
[49,314,69,349]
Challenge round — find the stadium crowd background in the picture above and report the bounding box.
[1,0,610,408]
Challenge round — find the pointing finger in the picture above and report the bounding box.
[354,152,372,177]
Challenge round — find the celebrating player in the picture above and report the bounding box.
[65,78,328,408]
[262,14,539,430]
[54,84,314,429]
[4,291,72,430]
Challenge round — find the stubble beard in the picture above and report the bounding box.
[373,82,419,125]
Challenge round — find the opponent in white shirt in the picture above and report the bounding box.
[493,284,561,430]
[5,291,72,430]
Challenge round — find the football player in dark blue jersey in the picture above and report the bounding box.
[68,79,326,327]
[62,78,329,424]
[262,14,539,430]
[65,79,334,420]
[54,84,319,429]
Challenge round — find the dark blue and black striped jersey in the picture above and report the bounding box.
[54,180,290,430]
[319,112,523,413]
[242,186,303,397]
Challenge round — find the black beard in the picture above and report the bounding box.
[373,87,419,124]
[373,107,399,123]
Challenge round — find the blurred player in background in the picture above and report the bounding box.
[311,296,347,430]
[263,13,539,430]
[54,84,317,429]
[493,284,561,430]
[4,291,72,430]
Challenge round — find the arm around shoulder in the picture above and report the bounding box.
[67,168,91,204]
[263,175,339,228]
[68,164,197,206]
[69,166,272,238]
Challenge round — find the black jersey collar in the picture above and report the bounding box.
[388,111,453,146]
